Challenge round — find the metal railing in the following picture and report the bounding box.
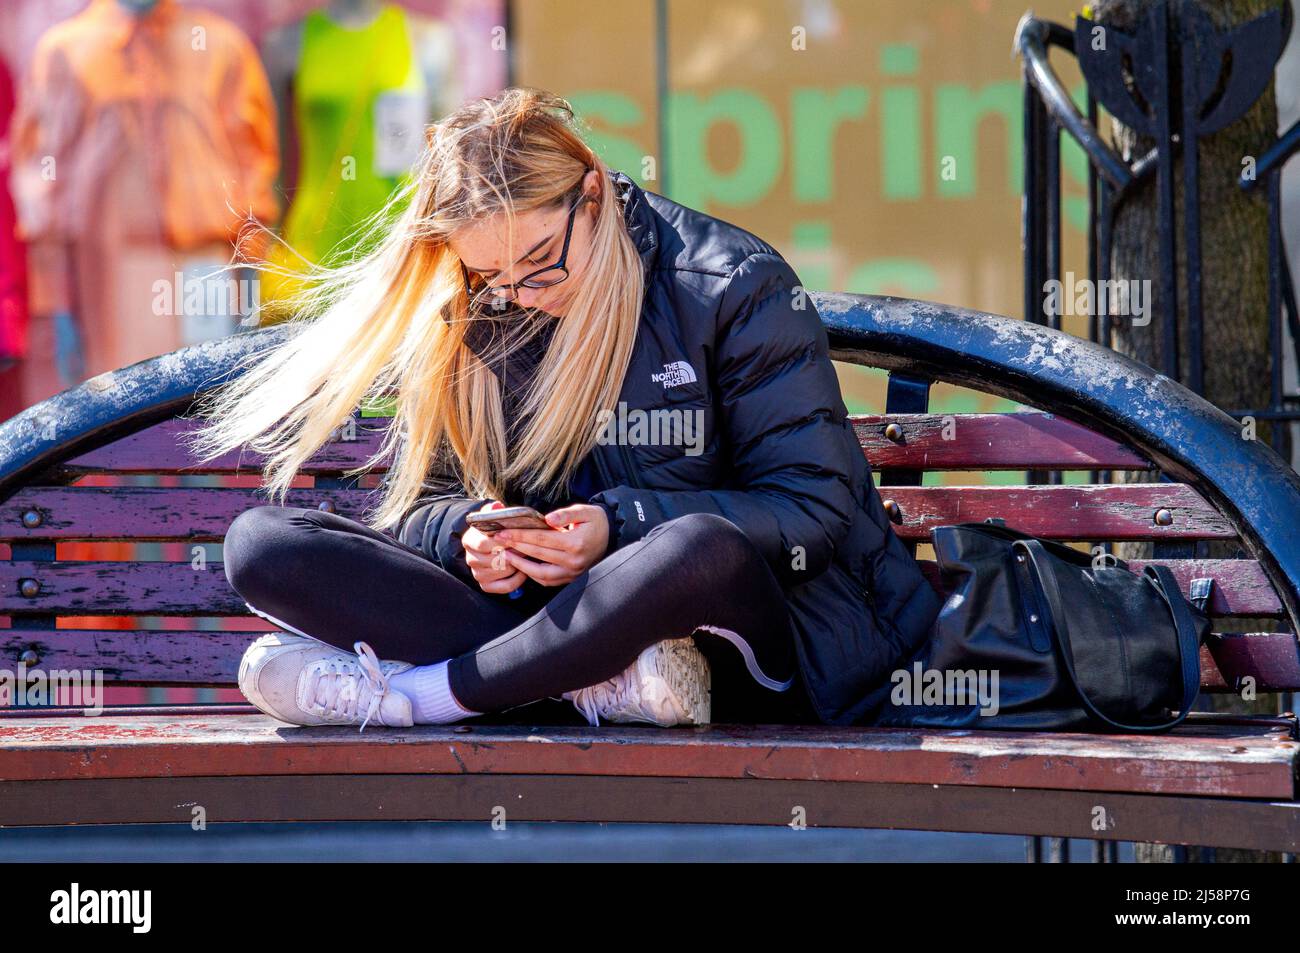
[1015,3,1300,455]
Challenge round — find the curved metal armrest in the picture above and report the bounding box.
[0,324,298,497]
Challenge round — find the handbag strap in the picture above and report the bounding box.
[1014,539,1203,733]
[1142,563,1206,723]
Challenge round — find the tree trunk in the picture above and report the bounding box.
[1093,0,1289,863]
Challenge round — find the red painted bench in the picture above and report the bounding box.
[1,293,1297,858]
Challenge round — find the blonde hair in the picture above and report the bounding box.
[184,87,646,532]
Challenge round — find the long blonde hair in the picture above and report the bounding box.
[184,88,646,532]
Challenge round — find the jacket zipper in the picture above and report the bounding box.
[591,405,644,490]
[618,442,644,488]
[592,438,643,490]
[591,442,614,489]
[861,581,878,615]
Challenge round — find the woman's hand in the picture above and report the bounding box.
[494,504,610,587]
[462,501,529,594]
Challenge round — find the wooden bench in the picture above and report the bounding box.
[1,292,1298,857]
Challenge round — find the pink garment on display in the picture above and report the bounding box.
[0,55,27,363]
[0,54,28,422]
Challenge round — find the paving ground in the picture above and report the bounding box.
[0,823,1135,862]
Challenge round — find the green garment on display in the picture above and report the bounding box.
[282,4,428,268]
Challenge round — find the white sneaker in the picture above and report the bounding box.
[238,632,415,731]
[562,637,711,727]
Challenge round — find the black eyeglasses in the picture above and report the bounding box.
[460,192,592,305]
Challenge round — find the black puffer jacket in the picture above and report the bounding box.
[398,169,942,726]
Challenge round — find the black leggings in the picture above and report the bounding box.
[222,506,819,724]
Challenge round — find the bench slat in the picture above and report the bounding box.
[2,627,1294,691]
[55,417,387,475]
[51,412,1153,476]
[917,558,1283,616]
[1,483,1233,543]
[0,486,373,542]
[0,561,243,614]
[853,413,1152,470]
[883,484,1235,540]
[0,629,255,685]
[1,773,1296,848]
[0,715,1293,800]
[2,557,1282,618]
[1199,632,1300,692]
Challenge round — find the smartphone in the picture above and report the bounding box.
[465,506,551,535]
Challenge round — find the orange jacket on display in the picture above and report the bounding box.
[9,0,279,315]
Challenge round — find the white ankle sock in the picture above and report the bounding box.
[389,660,482,724]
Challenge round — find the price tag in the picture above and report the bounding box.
[373,89,428,176]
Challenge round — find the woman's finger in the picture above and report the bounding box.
[467,546,513,572]
[469,562,511,584]
[503,548,569,585]
[497,538,572,564]
[544,504,598,528]
[478,568,526,593]
[495,527,575,550]
[465,548,497,568]
[462,528,504,555]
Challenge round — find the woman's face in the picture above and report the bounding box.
[449,168,602,318]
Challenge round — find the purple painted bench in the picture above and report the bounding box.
[1,293,1297,858]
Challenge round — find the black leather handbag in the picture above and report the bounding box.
[873,521,1213,733]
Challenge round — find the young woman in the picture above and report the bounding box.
[190,87,941,732]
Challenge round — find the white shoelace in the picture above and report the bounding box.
[572,669,640,727]
[306,641,391,732]
[572,689,603,727]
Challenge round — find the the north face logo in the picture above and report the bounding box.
[651,361,697,388]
